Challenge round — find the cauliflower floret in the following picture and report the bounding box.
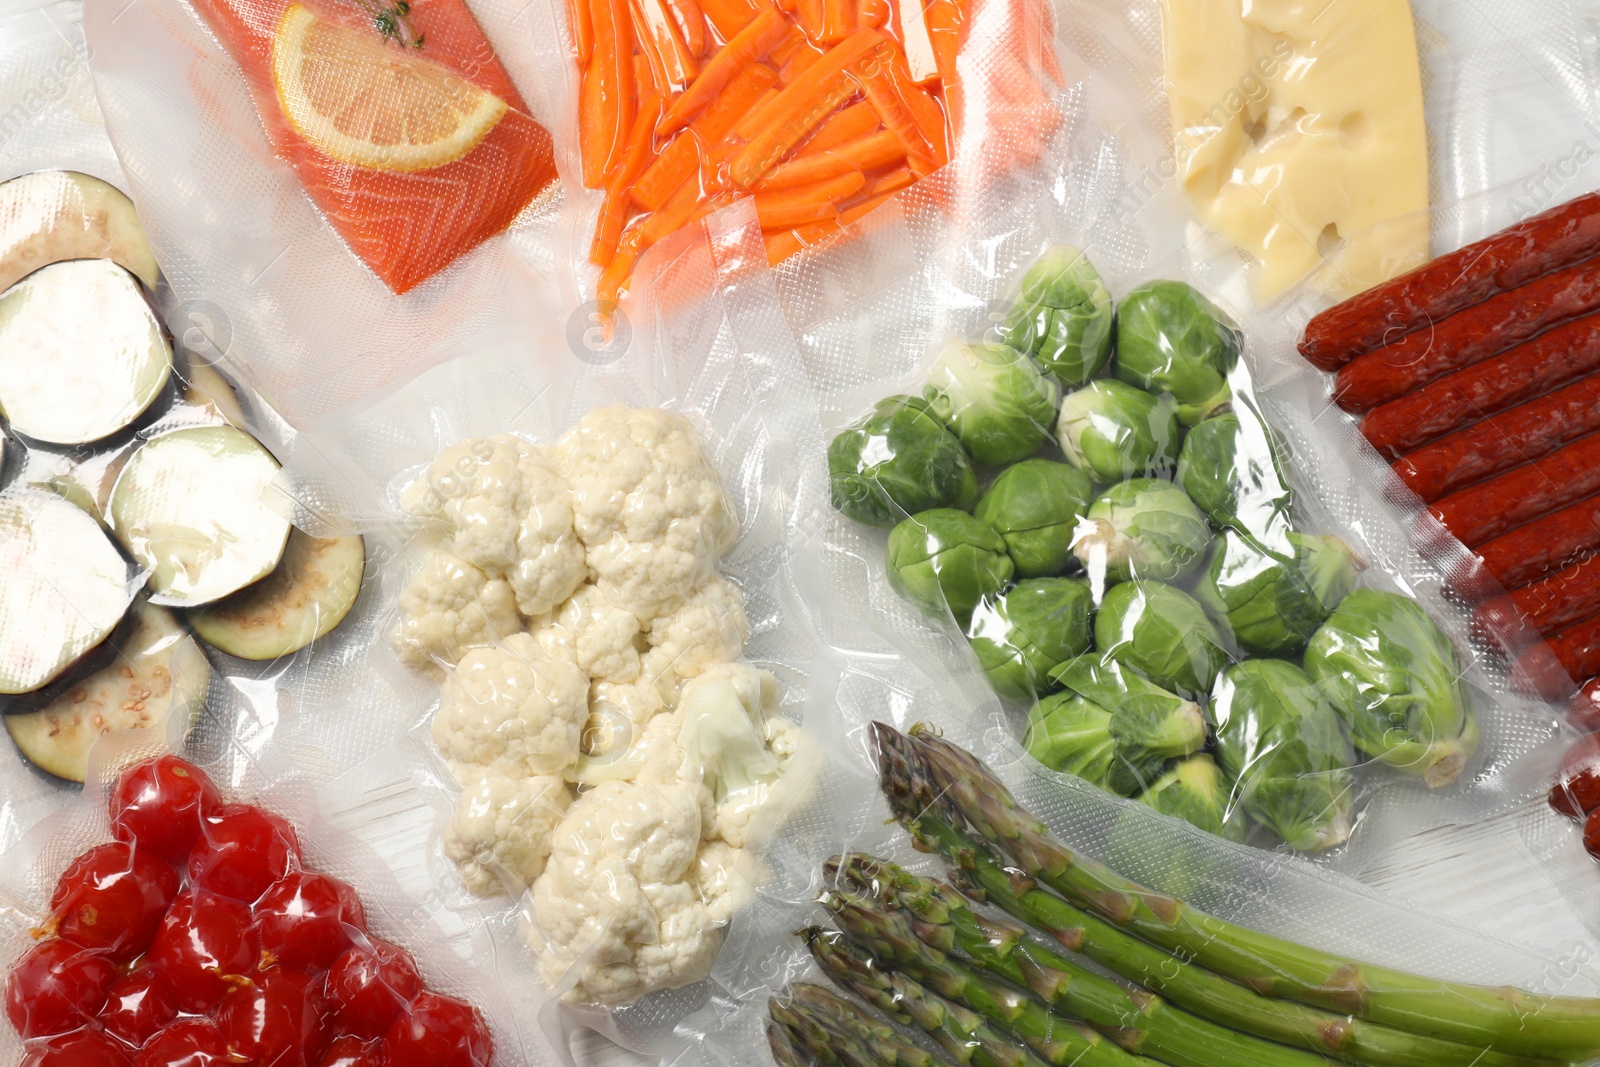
[528,779,732,1006]
[402,435,587,618]
[692,841,752,924]
[432,633,590,779]
[392,552,522,677]
[546,585,647,683]
[559,406,739,623]
[678,664,796,848]
[581,680,666,761]
[639,576,749,706]
[444,771,572,896]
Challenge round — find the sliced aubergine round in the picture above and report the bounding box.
[109,425,292,608]
[183,359,248,428]
[5,599,210,783]
[0,490,138,697]
[0,259,174,446]
[0,170,159,295]
[188,529,365,660]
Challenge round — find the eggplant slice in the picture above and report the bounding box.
[183,359,248,428]
[0,171,159,295]
[0,490,137,696]
[189,529,364,660]
[5,599,209,783]
[109,426,291,607]
[0,260,173,446]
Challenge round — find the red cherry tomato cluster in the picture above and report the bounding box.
[4,756,492,1067]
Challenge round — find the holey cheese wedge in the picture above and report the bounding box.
[1159,0,1429,300]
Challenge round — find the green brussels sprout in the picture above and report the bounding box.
[1194,530,1362,656]
[1176,408,1293,541]
[1303,589,1479,788]
[996,245,1115,387]
[828,395,980,528]
[1057,380,1182,483]
[1024,682,1207,796]
[886,508,1015,622]
[1115,281,1241,425]
[1212,660,1355,851]
[974,460,1093,577]
[1072,478,1211,585]
[923,340,1061,466]
[1137,755,1247,841]
[1094,580,1229,696]
[967,578,1094,699]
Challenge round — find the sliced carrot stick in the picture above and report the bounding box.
[598,226,644,314]
[660,4,790,132]
[765,229,807,265]
[634,63,779,209]
[666,0,709,55]
[793,0,827,40]
[880,42,948,162]
[794,100,878,155]
[730,28,886,187]
[642,178,707,245]
[632,0,698,93]
[820,0,857,42]
[859,0,888,27]
[923,0,960,83]
[700,0,759,36]
[756,128,901,188]
[867,163,914,196]
[779,40,827,83]
[569,0,594,63]
[895,0,940,83]
[754,169,866,228]
[580,0,636,188]
[591,95,664,267]
[727,86,783,141]
[857,64,937,174]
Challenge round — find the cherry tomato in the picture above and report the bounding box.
[384,992,492,1067]
[49,842,178,959]
[218,967,331,1066]
[21,1030,134,1067]
[188,803,301,903]
[109,756,222,863]
[255,871,366,970]
[145,890,258,1013]
[1572,677,1600,733]
[317,1035,386,1067]
[134,1019,234,1067]
[4,939,116,1039]
[324,938,422,1038]
[101,967,178,1049]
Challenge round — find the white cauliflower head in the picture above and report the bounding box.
[547,585,647,683]
[392,552,523,677]
[678,664,794,849]
[580,680,666,763]
[432,632,590,779]
[692,841,753,925]
[444,771,572,897]
[640,576,749,707]
[559,406,739,624]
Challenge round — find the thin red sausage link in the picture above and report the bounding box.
[1301,192,1600,372]
[1429,432,1600,548]
[1361,314,1600,457]
[1392,371,1600,503]
[1542,612,1600,689]
[1453,494,1600,600]
[1475,555,1600,638]
[1334,256,1600,413]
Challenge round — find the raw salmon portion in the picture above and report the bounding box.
[189,0,557,293]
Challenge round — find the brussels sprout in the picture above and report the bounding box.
[974,460,1093,577]
[1057,380,1182,483]
[1194,531,1362,656]
[1177,408,1293,541]
[1303,590,1479,789]
[1137,755,1247,841]
[886,508,1015,622]
[1094,580,1229,695]
[1212,660,1355,851]
[923,340,1061,466]
[1115,281,1241,425]
[996,246,1115,387]
[1024,683,1206,796]
[828,395,980,527]
[1072,478,1211,585]
[967,578,1093,699]
[1048,655,1199,727]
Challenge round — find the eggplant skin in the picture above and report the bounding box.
[0,171,159,294]
[188,531,365,660]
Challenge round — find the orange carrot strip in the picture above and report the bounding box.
[642,179,708,245]
[728,87,783,140]
[598,227,644,314]
[867,163,914,196]
[754,170,866,227]
[794,100,878,155]
[730,28,886,187]
[591,96,664,267]
[859,0,888,27]
[661,4,790,132]
[793,0,826,40]
[632,0,698,93]
[634,63,779,209]
[924,0,960,83]
[840,188,893,223]
[700,0,759,36]
[894,0,939,83]
[779,40,827,83]
[756,128,901,188]
[857,62,937,175]
[765,229,807,265]
[821,0,857,42]
[580,0,636,188]
[570,0,594,63]
[880,42,949,163]
[666,0,709,55]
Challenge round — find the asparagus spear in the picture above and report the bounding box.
[823,882,1340,1067]
[855,751,1568,1067]
[771,994,893,1067]
[780,985,963,1067]
[771,1018,822,1067]
[876,722,1600,1061]
[802,925,1127,1067]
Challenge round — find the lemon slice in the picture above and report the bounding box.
[272,3,508,173]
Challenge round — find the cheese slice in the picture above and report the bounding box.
[1159,0,1429,300]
